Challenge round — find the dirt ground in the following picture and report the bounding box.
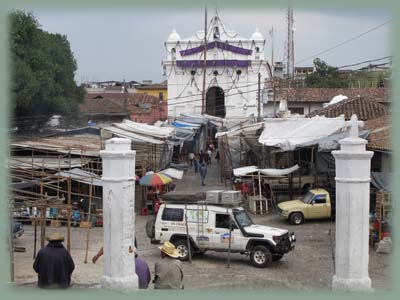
[12,162,392,291]
[13,213,392,291]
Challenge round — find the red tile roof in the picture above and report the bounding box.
[364,116,391,151]
[307,97,389,120]
[273,87,389,103]
[81,93,162,115]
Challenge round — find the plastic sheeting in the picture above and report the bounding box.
[371,172,391,192]
[159,168,184,180]
[54,168,103,186]
[233,164,299,177]
[215,122,264,138]
[302,129,370,152]
[258,116,346,151]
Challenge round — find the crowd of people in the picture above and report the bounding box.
[33,233,184,290]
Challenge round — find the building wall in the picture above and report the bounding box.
[164,29,269,119]
[129,102,168,124]
[135,88,168,102]
[263,101,323,117]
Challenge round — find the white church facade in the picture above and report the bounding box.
[163,14,270,119]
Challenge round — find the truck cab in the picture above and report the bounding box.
[277,188,334,225]
[148,202,296,268]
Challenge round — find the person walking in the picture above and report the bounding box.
[199,163,207,186]
[207,149,212,165]
[193,155,199,173]
[188,152,194,166]
[199,150,205,164]
[215,150,220,164]
[33,232,75,289]
[154,241,184,289]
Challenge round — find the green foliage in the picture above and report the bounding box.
[9,10,84,127]
[305,58,348,88]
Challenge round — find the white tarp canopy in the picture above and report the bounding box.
[258,116,346,151]
[159,168,184,180]
[54,168,103,186]
[216,122,264,138]
[233,164,300,177]
[114,119,175,139]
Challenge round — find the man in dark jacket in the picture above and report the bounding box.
[33,232,75,289]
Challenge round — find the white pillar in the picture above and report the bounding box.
[100,138,138,291]
[332,115,373,291]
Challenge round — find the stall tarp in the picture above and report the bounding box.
[103,126,165,144]
[115,119,175,139]
[301,129,370,152]
[258,116,346,151]
[159,168,184,180]
[233,164,299,177]
[371,172,391,192]
[54,168,103,186]
[216,122,264,138]
[172,120,202,129]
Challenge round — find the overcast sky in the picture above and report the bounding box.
[27,6,391,84]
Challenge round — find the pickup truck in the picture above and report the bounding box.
[277,188,335,225]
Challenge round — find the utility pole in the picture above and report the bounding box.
[284,7,295,79]
[270,26,274,77]
[201,2,208,115]
[257,73,261,121]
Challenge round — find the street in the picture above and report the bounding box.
[13,162,391,291]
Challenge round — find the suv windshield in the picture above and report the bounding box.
[234,210,253,228]
[302,191,315,204]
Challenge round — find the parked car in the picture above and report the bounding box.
[277,188,335,225]
[13,221,24,239]
[147,203,296,268]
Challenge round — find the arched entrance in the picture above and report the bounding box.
[206,86,225,118]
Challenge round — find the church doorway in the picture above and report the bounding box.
[206,86,225,118]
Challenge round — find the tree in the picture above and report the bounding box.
[305,58,348,88]
[9,10,84,128]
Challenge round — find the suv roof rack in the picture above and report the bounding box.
[163,200,242,207]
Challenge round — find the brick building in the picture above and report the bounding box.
[81,93,167,126]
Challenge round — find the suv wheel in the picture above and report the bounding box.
[250,245,272,268]
[173,239,193,261]
[289,212,304,225]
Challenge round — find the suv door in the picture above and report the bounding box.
[209,213,243,250]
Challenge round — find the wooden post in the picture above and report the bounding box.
[33,217,37,259]
[84,177,93,263]
[184,202,192,264]
[40,183,45,248]
[67,177,71,253]
[227,217,232,268]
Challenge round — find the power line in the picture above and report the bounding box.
[296,19,391,65]
[336,56,392,69]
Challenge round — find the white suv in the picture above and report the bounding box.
[146,202,296,268]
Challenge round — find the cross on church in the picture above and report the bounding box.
[345,114,364,138]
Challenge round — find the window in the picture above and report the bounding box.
[186,209,209,223]
[159,92,164,100]
[289,107,304,115]
[161,208,184,221]
[313,194,327,204]
[215,214,230,229]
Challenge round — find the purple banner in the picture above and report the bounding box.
[176,60,251,68]
[180,41,252,56]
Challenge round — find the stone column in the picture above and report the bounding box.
[332,115,374,291]
[100,138,138,291]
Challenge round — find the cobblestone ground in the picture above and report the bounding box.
[13,161,392,291]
